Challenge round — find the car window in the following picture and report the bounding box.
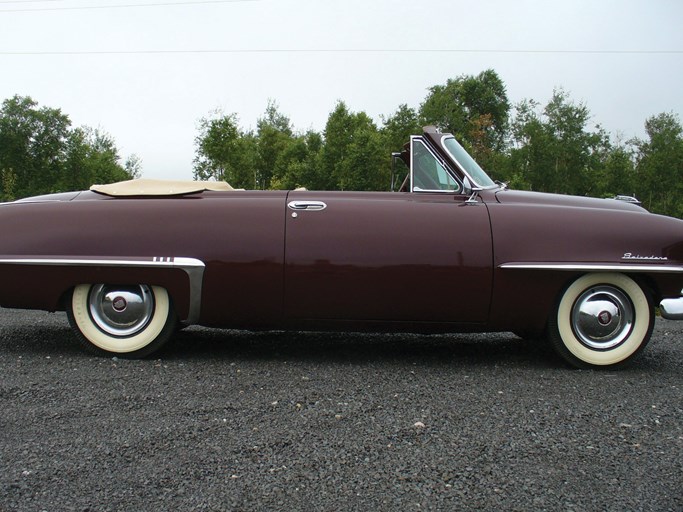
[412,139,461,193]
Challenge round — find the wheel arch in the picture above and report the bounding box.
[57,273,189,320]
[0,257,204,323]
[551,271,658,311]
[494,262,683,333]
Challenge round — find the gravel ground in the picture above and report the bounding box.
[1,308,682,512]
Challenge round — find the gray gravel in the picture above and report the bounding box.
[1,308,682,512]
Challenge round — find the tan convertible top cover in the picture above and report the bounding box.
[90,178,234,197]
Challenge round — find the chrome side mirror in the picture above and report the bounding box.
[463,176,472,196]
[463,176,482,204]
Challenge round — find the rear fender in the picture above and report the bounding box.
[0,257,203,322]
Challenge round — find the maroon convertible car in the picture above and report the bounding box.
[1,127,682,368]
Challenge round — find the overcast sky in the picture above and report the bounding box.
[1,0,682,180]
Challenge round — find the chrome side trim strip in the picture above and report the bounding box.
[499,262,683,273]
[0,256,205,323]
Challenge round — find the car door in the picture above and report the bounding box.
[284,189,493,324]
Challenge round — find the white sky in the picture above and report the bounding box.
[1,0,682,180]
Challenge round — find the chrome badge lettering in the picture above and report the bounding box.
[622,252,668,261]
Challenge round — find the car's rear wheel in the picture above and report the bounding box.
[548,273,654,369]
[67,284,177,358]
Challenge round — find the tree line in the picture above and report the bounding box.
[2,69,682,218]
[0,95,139,202]
[194,70,683,218]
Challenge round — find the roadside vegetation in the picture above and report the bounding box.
[2,69,682,218]
[0,96,140,202]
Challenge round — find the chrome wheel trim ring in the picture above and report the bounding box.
[88,284,155,337]
[571,286,634,350]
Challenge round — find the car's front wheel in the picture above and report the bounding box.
[67,284,177,358]
[548,273,654,369]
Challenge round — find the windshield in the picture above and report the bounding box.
[442,137,496,188]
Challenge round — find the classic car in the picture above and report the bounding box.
[1,126,682,369]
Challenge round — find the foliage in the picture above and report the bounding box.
[380,103,421,154]
[1,168,17,201]
[191,81,682,218]
[320,102,387,191]
[270,131,323,190]
[195,101,388,192]
[255,101,294,189]
[0,95,70,199]
[4,71,681,219]
[420,69,510,169]
[632,112,683,217]
[0,95,138,201]
[502,90,607,196]
[193,112,253,187]
[502,96,683,218]
[60,127,132,192]
[124,154,143,179]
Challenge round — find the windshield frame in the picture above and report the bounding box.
[440,135,497,189]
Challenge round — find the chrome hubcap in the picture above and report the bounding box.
[571,286,634,350]
[88,285,154,337]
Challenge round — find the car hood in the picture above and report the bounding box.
[492,189,647,213]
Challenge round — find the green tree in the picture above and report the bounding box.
[61,127,135,191]
[195,103,327,191]
[503,99,550,189]
[380,104,421,153]
[255,101,295,189]
[544,89,605,195]
[0,95,137,198]
[193,111,257,188]
[124,154,143,179]
[270,130,324,190]
[1,168,17,201]
[505,90,606,196]
[338,126,386,191]
[420,69,510,167]
[596,141,636,199]
[321,102,387,191]
[189,78,683,211]
[0,95,71,197]
[633,112,683,217]
[379,104,421,190]
[320,102,358,190]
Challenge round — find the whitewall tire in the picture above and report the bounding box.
[67,284,177,358]
[548,273,654,369]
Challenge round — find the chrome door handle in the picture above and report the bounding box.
[287,200,327,211]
